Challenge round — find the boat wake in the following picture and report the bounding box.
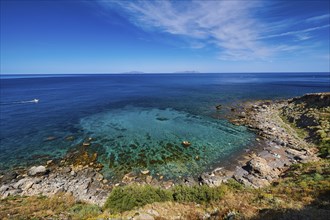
[0,99,39,105]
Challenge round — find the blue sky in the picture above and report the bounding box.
[0,0,329,73]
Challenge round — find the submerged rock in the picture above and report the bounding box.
[44,136,57,142]
[156,117,169,121]
[216,104,222,110]
[141,170,150,175]
[181,141,191,147]
[65,136,75,141]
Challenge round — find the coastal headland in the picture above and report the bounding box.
[1,93,329,219]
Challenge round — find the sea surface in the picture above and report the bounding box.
[1,73,329,180]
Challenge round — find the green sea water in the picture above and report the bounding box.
[80,107,254,180]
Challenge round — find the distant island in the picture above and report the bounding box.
[122,71,145,74]
[174,70,200,73]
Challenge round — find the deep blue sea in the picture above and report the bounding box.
[1,73,329,180]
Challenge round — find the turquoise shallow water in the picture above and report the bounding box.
[80,107,254,179]
[1,73,329,179]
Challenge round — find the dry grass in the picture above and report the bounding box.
[0,193,101,220]
[0,193,76,219]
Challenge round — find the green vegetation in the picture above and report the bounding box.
[0,193,77,219]
[319,141,330,158]
[172,184,224,204]
[103,185,172,213]
[279,114,308,139]
[69,203,102,219]
[103,184,226,213]
[281,96,330,158]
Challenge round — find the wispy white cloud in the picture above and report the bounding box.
[295,34,312,41]
[306,14,330,22]
[98,0,270,60]
[96,0,328,61]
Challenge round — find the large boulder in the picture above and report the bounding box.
[247,157,272,176]
[199,173,228,187]
[28,166,48,176]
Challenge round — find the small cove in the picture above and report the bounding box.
[1,73,329,178]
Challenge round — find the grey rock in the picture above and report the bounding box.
[144,175,152,184]
[0,171,18,184]
[54,187,65,194]
[79,178,92,190]
[0,185,10,194]
[62,167,71,173]
[199,173,226,187]
[22,180,35,191]
[122,172,137,184]
[94,173,103,181]
[247,157,272,176]
[133,213,155,220]
[203,213,211,219]
[3,189,22,197]
[183,176,197,186]
[13,178,29,189]
[233,166,249,180]
[163,181,174,189]
[233,174,251,186]
[147,209,160,217]
[245,175,270,188]
[28,166,48,176]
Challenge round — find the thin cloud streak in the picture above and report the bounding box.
[306,14,330,22]
[260,24,330,40]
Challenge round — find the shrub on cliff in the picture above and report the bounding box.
[172,184,225,204]
[103,184,226,213]
[103,185,172,213]
[319,139,330,158]
[69,203,101,219]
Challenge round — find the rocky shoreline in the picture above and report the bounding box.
[199,94,326,188]
[1,93,328,206]
[0,163,110,206]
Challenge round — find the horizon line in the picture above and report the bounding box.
[1,71,329,75]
